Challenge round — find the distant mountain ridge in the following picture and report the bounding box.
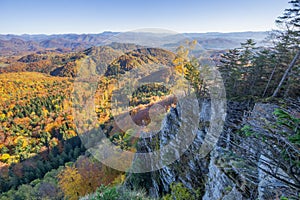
[0,31,268,56]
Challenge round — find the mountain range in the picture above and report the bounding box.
[0,31,269,56]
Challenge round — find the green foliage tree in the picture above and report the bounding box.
[219,41,260,97]
[163,183,193,200]
[272,0,300,97]
[89,185,150,200]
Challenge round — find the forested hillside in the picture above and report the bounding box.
[0,1,299,200]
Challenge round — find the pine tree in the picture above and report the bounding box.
[272,0,300,97]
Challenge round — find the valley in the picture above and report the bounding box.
[0,1,299,199]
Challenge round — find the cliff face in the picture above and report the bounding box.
[204,102,299,200]
[126,99,211,197]
[201,101,252,200]
[202,148,245,200]
[149,99,211,197]
[127,100,299,199]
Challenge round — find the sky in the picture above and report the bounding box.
[0,0,289,34]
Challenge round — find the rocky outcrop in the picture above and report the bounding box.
[126,99,211,197]
[202,148,245,200]
[127,99,299,199]
[203,102,299,200]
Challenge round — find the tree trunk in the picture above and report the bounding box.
[262,64,277,97]
[272,49,300,97]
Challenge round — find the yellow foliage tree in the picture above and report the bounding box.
[173,40,197,74]
[57,166,84,200]
[0,153,10,162]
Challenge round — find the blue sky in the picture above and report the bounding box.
[0,0,289,34]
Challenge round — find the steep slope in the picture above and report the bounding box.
[105,48,176,76]
[0,43,148,77]
[0,51,86,75]
[125,99,300,199]
[50,44,146,77]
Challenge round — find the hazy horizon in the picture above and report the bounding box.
[0,30,270,36]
